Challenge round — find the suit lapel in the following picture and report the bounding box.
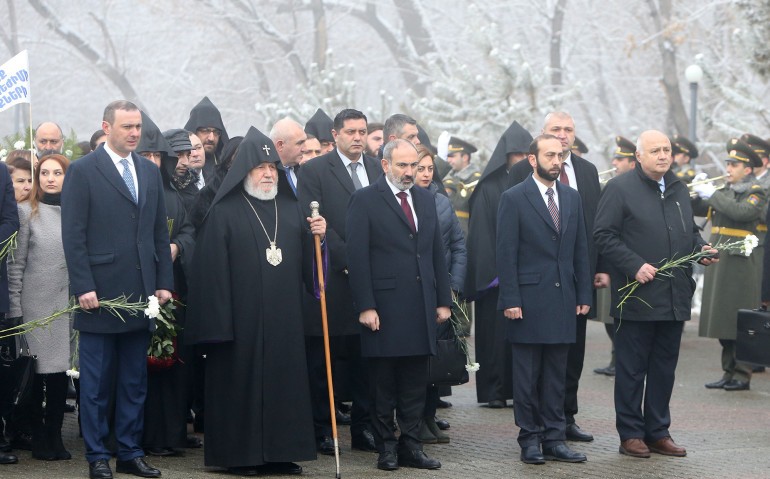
[328,151,355,195]
[557,182,572,234]
[524,175,558,232]
[364,155,382,184]
[132,153,148,208]
[95,149,136,205]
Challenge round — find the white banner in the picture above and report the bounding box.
[0,50,30,112]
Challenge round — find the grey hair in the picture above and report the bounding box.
[383,114,417,140]
[543,111,574,129]
[382,139,417,162]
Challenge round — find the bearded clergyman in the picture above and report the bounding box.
[186,126,326,476]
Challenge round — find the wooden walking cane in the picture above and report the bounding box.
[310,201,341,478]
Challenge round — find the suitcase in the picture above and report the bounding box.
[736,309,770,367]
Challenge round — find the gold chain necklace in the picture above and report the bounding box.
[242,192,282,266]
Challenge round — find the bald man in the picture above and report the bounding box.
[269,118,307,197]
[34,121,64,158]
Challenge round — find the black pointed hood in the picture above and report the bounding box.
[210,126,283,210]
[137,111,175,158]
[479,120,533,183]
[304,108,334,143]
[184,96,230,156]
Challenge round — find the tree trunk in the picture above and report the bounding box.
[310,0,328,70]
[550,0,567,87]
[646,0,689,136]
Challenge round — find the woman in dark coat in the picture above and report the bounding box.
[414,145,467,443]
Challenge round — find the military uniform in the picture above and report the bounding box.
[693,139,766,388]
[443,137,479,236]
[741,134,770,293]
[670,135,699,184]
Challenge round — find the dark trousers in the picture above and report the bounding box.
[368,356,428,453]
[306,335,369,438]
[604,322,616,368]
[80,330,149,463]
[474,290,512,403]
[511,343,570,448]
[614,319,683,442]
[718,339,753,383]
[564,314,587,424]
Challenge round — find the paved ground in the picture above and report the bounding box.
[3,318,770,479]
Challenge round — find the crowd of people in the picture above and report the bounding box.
[0,97,767,478]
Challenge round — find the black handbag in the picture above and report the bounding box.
[0,333,37,407]
[736,308,770,367]
[428,338,469,386]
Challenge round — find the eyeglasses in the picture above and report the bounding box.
[197,128,221,136]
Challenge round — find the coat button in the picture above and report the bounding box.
[555,282,560,287]
[131,214,136,219]
[136,264,141,270]
[416,276,421,281]
[409,234,414,239]
[552,235,557,240]
[668,226,672,231]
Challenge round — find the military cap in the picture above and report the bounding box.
[614,135,636,159]
[447,137,477,155]
[740,133,770,159]
[670,135,699,159]
[726,138,762,168]
[571,137,588,155]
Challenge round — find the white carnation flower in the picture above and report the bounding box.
[13,141,25,150]
[66,369,80,379]
[743,234,759,257]
[465,362,480,373]
[144,295,161,318]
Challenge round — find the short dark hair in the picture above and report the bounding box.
[333,109,367,131]
[367,122,384,133]
[103,100,140,124]
[529,134,560,157]
[383,114,417,140]
[89,130,106,151]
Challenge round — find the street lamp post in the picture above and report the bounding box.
[685,64,703,141]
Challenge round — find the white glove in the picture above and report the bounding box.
[692,172,708,183]
[693,182,717,199]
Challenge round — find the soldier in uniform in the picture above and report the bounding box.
[669,135,698,183]
[692,139,766,391]
[571,137,588,157]
[442,137,480,235]
[593,136,637,377]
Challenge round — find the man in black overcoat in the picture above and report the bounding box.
[346,139,451,471]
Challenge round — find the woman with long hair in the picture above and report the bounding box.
[7,153,72,460]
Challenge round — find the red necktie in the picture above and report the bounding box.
[396,191,417,233]
[559,162,570,186]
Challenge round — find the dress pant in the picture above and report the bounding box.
[718,339,753,383]
[368,355,428,453]
[511,343,570,448]
[564,314,587,424]
[306,334,369,438]
[79,330,150,463]
[614,319,683,442]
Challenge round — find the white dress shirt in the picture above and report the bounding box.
[561,153,578,192]
[338,148,370,188]
[533,176,559,211]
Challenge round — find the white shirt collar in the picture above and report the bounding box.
[337,148,363,166]
[385,176,411,197]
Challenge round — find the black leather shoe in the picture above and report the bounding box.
[317,436,337,455]
[520,445,545,464]
[335,407,351,425]
[0,451,18,464]
[593,365,615,376]
[705,378,729,389]
[752,365,765,373]
[262,462,303,475]
[0,435,10,453]
[723,379,750,391]
[227,465,259,476]
[487,399,506,408]
[397,449,440,469]
[377,451,398,471]
[435,417,450,430]
[543,444,587,463]
[351,429,377,452]
[436,398,452,408]
[89,459,113,479]
[115,457,161,478]
[565,423,594,442]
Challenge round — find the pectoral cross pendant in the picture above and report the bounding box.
[266,242,282,266]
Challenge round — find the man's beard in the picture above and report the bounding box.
[386,169,413,191]
[243,177,278,200]
[536,161,560,182]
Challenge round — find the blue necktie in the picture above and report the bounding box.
[285,166,297,194]
[120,158,137,203]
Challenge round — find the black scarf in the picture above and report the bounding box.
[40,192,61,206]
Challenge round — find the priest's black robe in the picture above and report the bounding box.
[186,188,316,468]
